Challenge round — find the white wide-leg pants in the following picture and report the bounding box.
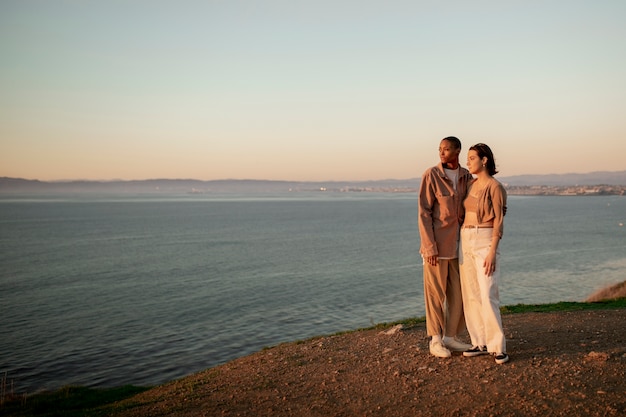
[459,227,506,354]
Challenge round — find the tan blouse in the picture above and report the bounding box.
[463,177,507,239]
[463,189,479,217]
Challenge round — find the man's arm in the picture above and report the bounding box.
[418,171,438,259]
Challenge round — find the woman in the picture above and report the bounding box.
[459,143,509,364]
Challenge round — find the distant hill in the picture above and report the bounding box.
[499,171,626,186]
[0,177,419,194]
[1,171,625,195]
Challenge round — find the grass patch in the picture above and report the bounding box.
[501,297,626,314]
[335,298,626,333]
[393,316,427,328]
[1,385,150,417]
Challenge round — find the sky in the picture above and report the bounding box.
[1,1,625,182]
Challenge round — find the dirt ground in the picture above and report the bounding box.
[111,309,626,417]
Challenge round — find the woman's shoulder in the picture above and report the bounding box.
[487,177,507,199]
[487,177,504,188]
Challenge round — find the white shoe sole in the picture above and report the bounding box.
[495,354,510,364]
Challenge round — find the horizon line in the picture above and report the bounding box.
[2,169,626,184]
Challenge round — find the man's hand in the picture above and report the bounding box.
[425,255,439,266]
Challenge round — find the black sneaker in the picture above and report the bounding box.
[463,346,488,357]
[495,353,510,364]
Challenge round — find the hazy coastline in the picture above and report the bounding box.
[2,170,626,196]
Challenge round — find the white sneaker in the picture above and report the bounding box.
[429,340,451,358]
[443,336,472,352]
[495,353,510,364]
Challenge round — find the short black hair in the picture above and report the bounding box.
[442,136,461,150]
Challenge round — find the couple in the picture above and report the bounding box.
[418,136,509,364]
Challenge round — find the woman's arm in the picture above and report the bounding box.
[484,181,506,276]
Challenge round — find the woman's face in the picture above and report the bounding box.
[466,149,485,175]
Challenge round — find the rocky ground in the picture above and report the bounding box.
[109,308,626,417]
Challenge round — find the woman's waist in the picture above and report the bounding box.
[462,222,494,229]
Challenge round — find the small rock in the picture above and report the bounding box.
[586,351,609,361]
[380,324,403,335]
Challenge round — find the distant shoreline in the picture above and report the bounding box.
[1,184,625,197]
[305,185,626,196]
[1,174,626,196]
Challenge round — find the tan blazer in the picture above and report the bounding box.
[418,163,473,258]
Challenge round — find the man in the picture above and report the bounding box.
[418,136,473,358]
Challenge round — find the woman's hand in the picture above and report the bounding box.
[483,251,497,276]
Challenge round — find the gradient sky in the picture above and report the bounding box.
[1,1,625,181]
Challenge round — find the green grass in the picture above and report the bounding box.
[500,297,626,314]
[3,298,625,416]
[0,385,150,417]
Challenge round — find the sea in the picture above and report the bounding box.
[1,193,625,393]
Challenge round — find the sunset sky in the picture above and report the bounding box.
[1,1,625,181]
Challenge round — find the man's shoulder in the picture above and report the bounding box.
[421,164,443,177]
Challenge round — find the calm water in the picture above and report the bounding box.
[1,193,625,393]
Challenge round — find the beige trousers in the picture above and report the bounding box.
[459,228,506,353]
[423,258,466,338]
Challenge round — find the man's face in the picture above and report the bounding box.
[439,140,460,165]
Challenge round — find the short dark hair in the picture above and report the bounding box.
[470,143,498,176]
[442,136,462,150]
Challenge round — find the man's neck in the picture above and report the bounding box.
[443,161,459,170]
